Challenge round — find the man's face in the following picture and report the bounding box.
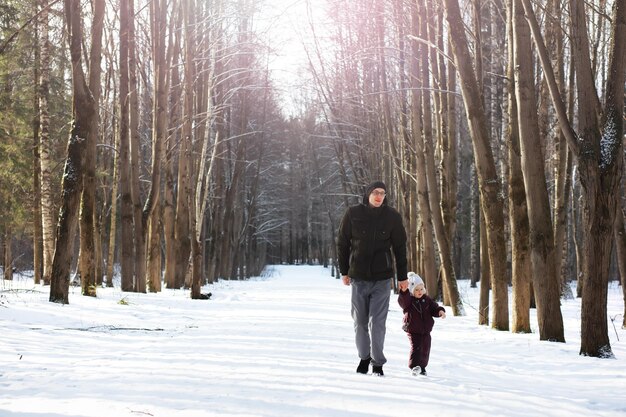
[368,188,386,208]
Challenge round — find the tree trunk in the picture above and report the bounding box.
[409,1,438,295]
[554,144,573,298]
[119,0,135,292]
[542,0,572,300]
[39,0,55,286]
[421,0,463,314]
[147,209,162,292]
[521,0,626,356]
[574,0,625,358]
[126,0,146,294]
[33,19,43,285]
[3,226,12,281]
[443,0,509,330]
[614,206,626,329]
[49,0,96,304]
[174,0,194,289]
[145,0,169,293]
[478,211,490,325]
[505,0,531,333]
[436,10,457,276]
[579,172,620,356]
[163,6,182,289]
[94,214,104,286]
[572,173,583,297]
[190,0,222,296]
[78,0,104,297]
[513,0,565,341]
[470,164,480,288]
[105,122,120,287]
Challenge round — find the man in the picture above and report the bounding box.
[337,181,408,376]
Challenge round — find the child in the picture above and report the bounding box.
[398,272,445,376]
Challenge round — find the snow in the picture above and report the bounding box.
[599,109,618,171]
[1,265,625,417]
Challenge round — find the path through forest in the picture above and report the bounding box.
[1,265,625,416]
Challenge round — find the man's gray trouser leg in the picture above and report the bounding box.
[351,278,391,366]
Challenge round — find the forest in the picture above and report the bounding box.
[0,0,624,359]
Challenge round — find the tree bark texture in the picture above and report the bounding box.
[119,0,135,292]
[614,207,626,329]
[146,0,170,292]
[522,0,626,356]
[173,0,194,289]
[443,0,509,330]
[105,124,120,288]
[409,1,438,297]
[49,0,96,303]
[78,0,105,297]
[128,0,146,294]
[505,0,531,333]
[3,226,12,280]
[38,0,55,286]
[512,0,565,341]
[33,18,43,285]
[163,6,182,289]
[420,0,463,315]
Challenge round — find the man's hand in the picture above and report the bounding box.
[398,280,409,291]
[342,275,351,286]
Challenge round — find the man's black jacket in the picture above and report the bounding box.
[337,199,408,282]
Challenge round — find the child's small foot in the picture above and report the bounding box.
[372,365,384,376]
[411,366,426,376]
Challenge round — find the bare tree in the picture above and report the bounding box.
[173,0,194,288]
[118,0,135,292]
[128,0,146,294]
[421,0,463,315]
[146,0,172,293]
[163,5,183,289]
[443,0,510,330]
[105,123,119,288]
[521,0,626,356]
[32,7,42,285]
[78,0,105,297]
[512,0,565,341]
[409,0,438,298]
[49,0,98,303]
[505,0,531,333]
[38,0,54,286]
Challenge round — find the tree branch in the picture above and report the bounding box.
[520,0,580,157]
[0,0,63,55]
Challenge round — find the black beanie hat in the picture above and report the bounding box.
[365,181,387,197]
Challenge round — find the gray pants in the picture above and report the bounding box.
[351,278,391,367]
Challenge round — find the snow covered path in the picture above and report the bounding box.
[1,265,625,417]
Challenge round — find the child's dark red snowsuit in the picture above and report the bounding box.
[398,290,445,369]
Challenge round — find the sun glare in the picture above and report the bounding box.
[256,0,330,115]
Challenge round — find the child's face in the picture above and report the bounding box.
[413,284,426,298]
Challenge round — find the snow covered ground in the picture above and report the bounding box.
[1,265,625,417]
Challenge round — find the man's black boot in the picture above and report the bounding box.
[356,357,371,374]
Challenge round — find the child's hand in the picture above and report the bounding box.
[439,311,446,319]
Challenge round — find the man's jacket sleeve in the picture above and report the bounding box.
[393,213,408,282]
[337,209,351,276]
